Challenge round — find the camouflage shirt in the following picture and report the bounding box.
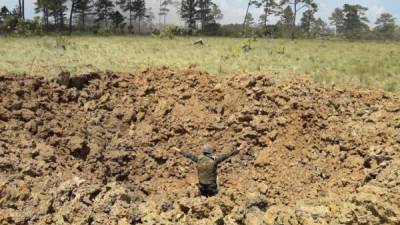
[180,149,239,185]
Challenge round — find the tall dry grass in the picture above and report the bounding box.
[0,36,399,91]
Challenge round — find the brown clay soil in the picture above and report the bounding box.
[0,68,400,225]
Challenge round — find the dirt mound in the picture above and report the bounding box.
[0,68,399,225]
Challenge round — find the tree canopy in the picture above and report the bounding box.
[0,0,399,40]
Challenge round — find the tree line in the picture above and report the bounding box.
[0,0,399,40]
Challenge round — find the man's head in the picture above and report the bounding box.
[202,143,215,155]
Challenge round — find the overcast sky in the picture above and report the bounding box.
[2,0,399,26]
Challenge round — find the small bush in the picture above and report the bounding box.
[95,27,113,36]
[0,16,43,36]
[241,38,253,52]
[14,20,32,36]
[55,36,71,50]
[202,23,221,36]
[0,16,18,34]
[159,25,178,39]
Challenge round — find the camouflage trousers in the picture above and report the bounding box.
[198,183,218,197]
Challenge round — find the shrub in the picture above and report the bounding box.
[202,23,221,36]
[0,16,18,34]
[55,36,71,50]
[0,16,43,36]
[95,27,113,36]
[159,25,179,39]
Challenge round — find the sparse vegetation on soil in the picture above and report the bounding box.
[1,36,400,91]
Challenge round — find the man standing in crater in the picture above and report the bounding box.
[173,143,240,197]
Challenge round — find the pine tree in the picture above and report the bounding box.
[110,10,125,29]
[280,5,293,26]
[257,0,279,36]
[95,0,115,27]
[117,0,135,30]
[342,4,369,39]
[280,0,318,39]
[35,0,51,29]
[0,6,11,22]
[49,0,68,31]
[159,0,172,26]
[243,0,258,34]
[180,0,198,31]
[276,5,293,37]
[17,0,25,19]
[329,8,344,37]
[374,13,396,40]
[132,0,146,33]
[210,3,223,22]
[75,0,93,30]
[244,12,255,28]
[300,9,315,37]
[36,0,67,31]
[197,0,213,31]
[310,18,328,37]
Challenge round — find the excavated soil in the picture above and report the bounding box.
[0,68,399,225]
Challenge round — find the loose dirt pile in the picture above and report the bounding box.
[0,68,399,225]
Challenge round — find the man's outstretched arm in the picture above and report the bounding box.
[172,147,198,162]
[215,147,241,164]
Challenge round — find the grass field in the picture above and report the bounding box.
[1,36,399,91]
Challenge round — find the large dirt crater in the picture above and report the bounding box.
[0,68,399,224]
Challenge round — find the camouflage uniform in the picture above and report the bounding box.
[180,144,239,197]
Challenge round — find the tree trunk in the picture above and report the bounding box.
[291,0,297,40]
[243,0,252,35]
[263,6,268,36]
[60,9,64,31]
[105,9,108,28]
[54,13,58,27]
[159,0,162,28]
[43,11,48,32]
[45,9,49,31]
[188,15,194,33]
[138,17,141,33]
[22,0,25,19]
[199,0,205,31]
[129,8,132,27]
[82,10,86,30]
[69,0,76,35]
[18,0,22,18]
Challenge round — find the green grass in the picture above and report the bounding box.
[1,36,399,91]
